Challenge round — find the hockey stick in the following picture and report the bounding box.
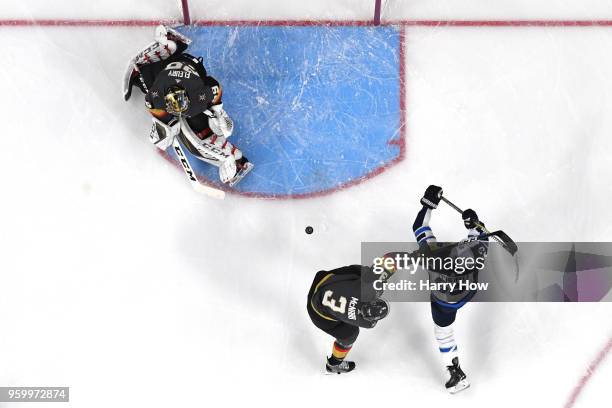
[171,137,225,199]
[440,196,518,256]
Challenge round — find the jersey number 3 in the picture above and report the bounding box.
[322,290,347,314]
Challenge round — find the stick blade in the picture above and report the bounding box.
[490,230,518,256]
[193,182,226,199]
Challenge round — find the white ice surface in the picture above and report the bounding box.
[0,0,183,20]
[1,3,612,408]
[383,0,612,21]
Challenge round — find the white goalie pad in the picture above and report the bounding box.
[179,118,245,183]
[179,118,237,164]
[123,26,193,100]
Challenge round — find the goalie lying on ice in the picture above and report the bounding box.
[123,25,253,187]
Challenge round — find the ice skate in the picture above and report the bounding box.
[445,357,470,394]
[228,157,254,187]
[325,358,356,375]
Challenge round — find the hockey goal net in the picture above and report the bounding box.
[179,0,383,25]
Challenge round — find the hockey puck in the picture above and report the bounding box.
[305,226,314,235]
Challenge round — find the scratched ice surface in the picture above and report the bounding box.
[171,25,402,196]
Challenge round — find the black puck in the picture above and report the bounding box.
[305,226,314,235]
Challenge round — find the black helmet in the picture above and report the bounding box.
[164,86,190,116]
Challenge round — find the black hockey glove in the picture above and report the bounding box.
[462,209,482,230]
[360,299,390,322]
[420,185,443,209]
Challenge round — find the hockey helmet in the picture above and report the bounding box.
[164,86,190,116]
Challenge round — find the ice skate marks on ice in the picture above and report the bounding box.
[165,25,402,198]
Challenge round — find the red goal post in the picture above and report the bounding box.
[181,0,191,25]
[179,0,382,26]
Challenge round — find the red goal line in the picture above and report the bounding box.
[1,19,612,27]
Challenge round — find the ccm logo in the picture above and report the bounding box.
[174,145,197,182]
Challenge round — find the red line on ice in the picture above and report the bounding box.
[2,19,612,27]
[563,336,612,408]
[0,19,177,26]
[397,20,612,27]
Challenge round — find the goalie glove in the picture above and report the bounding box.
[136,25,192,66]
[208,104,234,138]
[156,25,192,47]
[123,26,192,101]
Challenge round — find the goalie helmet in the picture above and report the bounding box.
[164,86,190,116]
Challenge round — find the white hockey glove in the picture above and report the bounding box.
[155,25,171,45]
[139,25,192,65]
[156,25,192,47]
[208,104,234,138]
[150,117,181,151]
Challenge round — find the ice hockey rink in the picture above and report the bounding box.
[1,1,612,407]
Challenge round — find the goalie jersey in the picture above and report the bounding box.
[145,55,223,121]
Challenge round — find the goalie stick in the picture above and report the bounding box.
[440,196,518,256]
[171,137,225,199]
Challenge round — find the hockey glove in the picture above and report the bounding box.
[421,185,443,209]
[462,209,482,230]
[156,25,192,47]
[209,104,234,138]
[150,117,180,150]
[360,299,390,323]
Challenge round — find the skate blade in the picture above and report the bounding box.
[229,162,254,187]
[447,379,470,394]
[324,369,345,375]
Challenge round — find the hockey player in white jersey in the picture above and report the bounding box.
[413,185,489,394]
[123,25,253,189]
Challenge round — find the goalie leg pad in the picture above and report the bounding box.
[179,118,253,185]
[204,135,242,160]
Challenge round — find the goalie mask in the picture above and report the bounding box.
[164,86,190,116]
[360,299,390,322]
